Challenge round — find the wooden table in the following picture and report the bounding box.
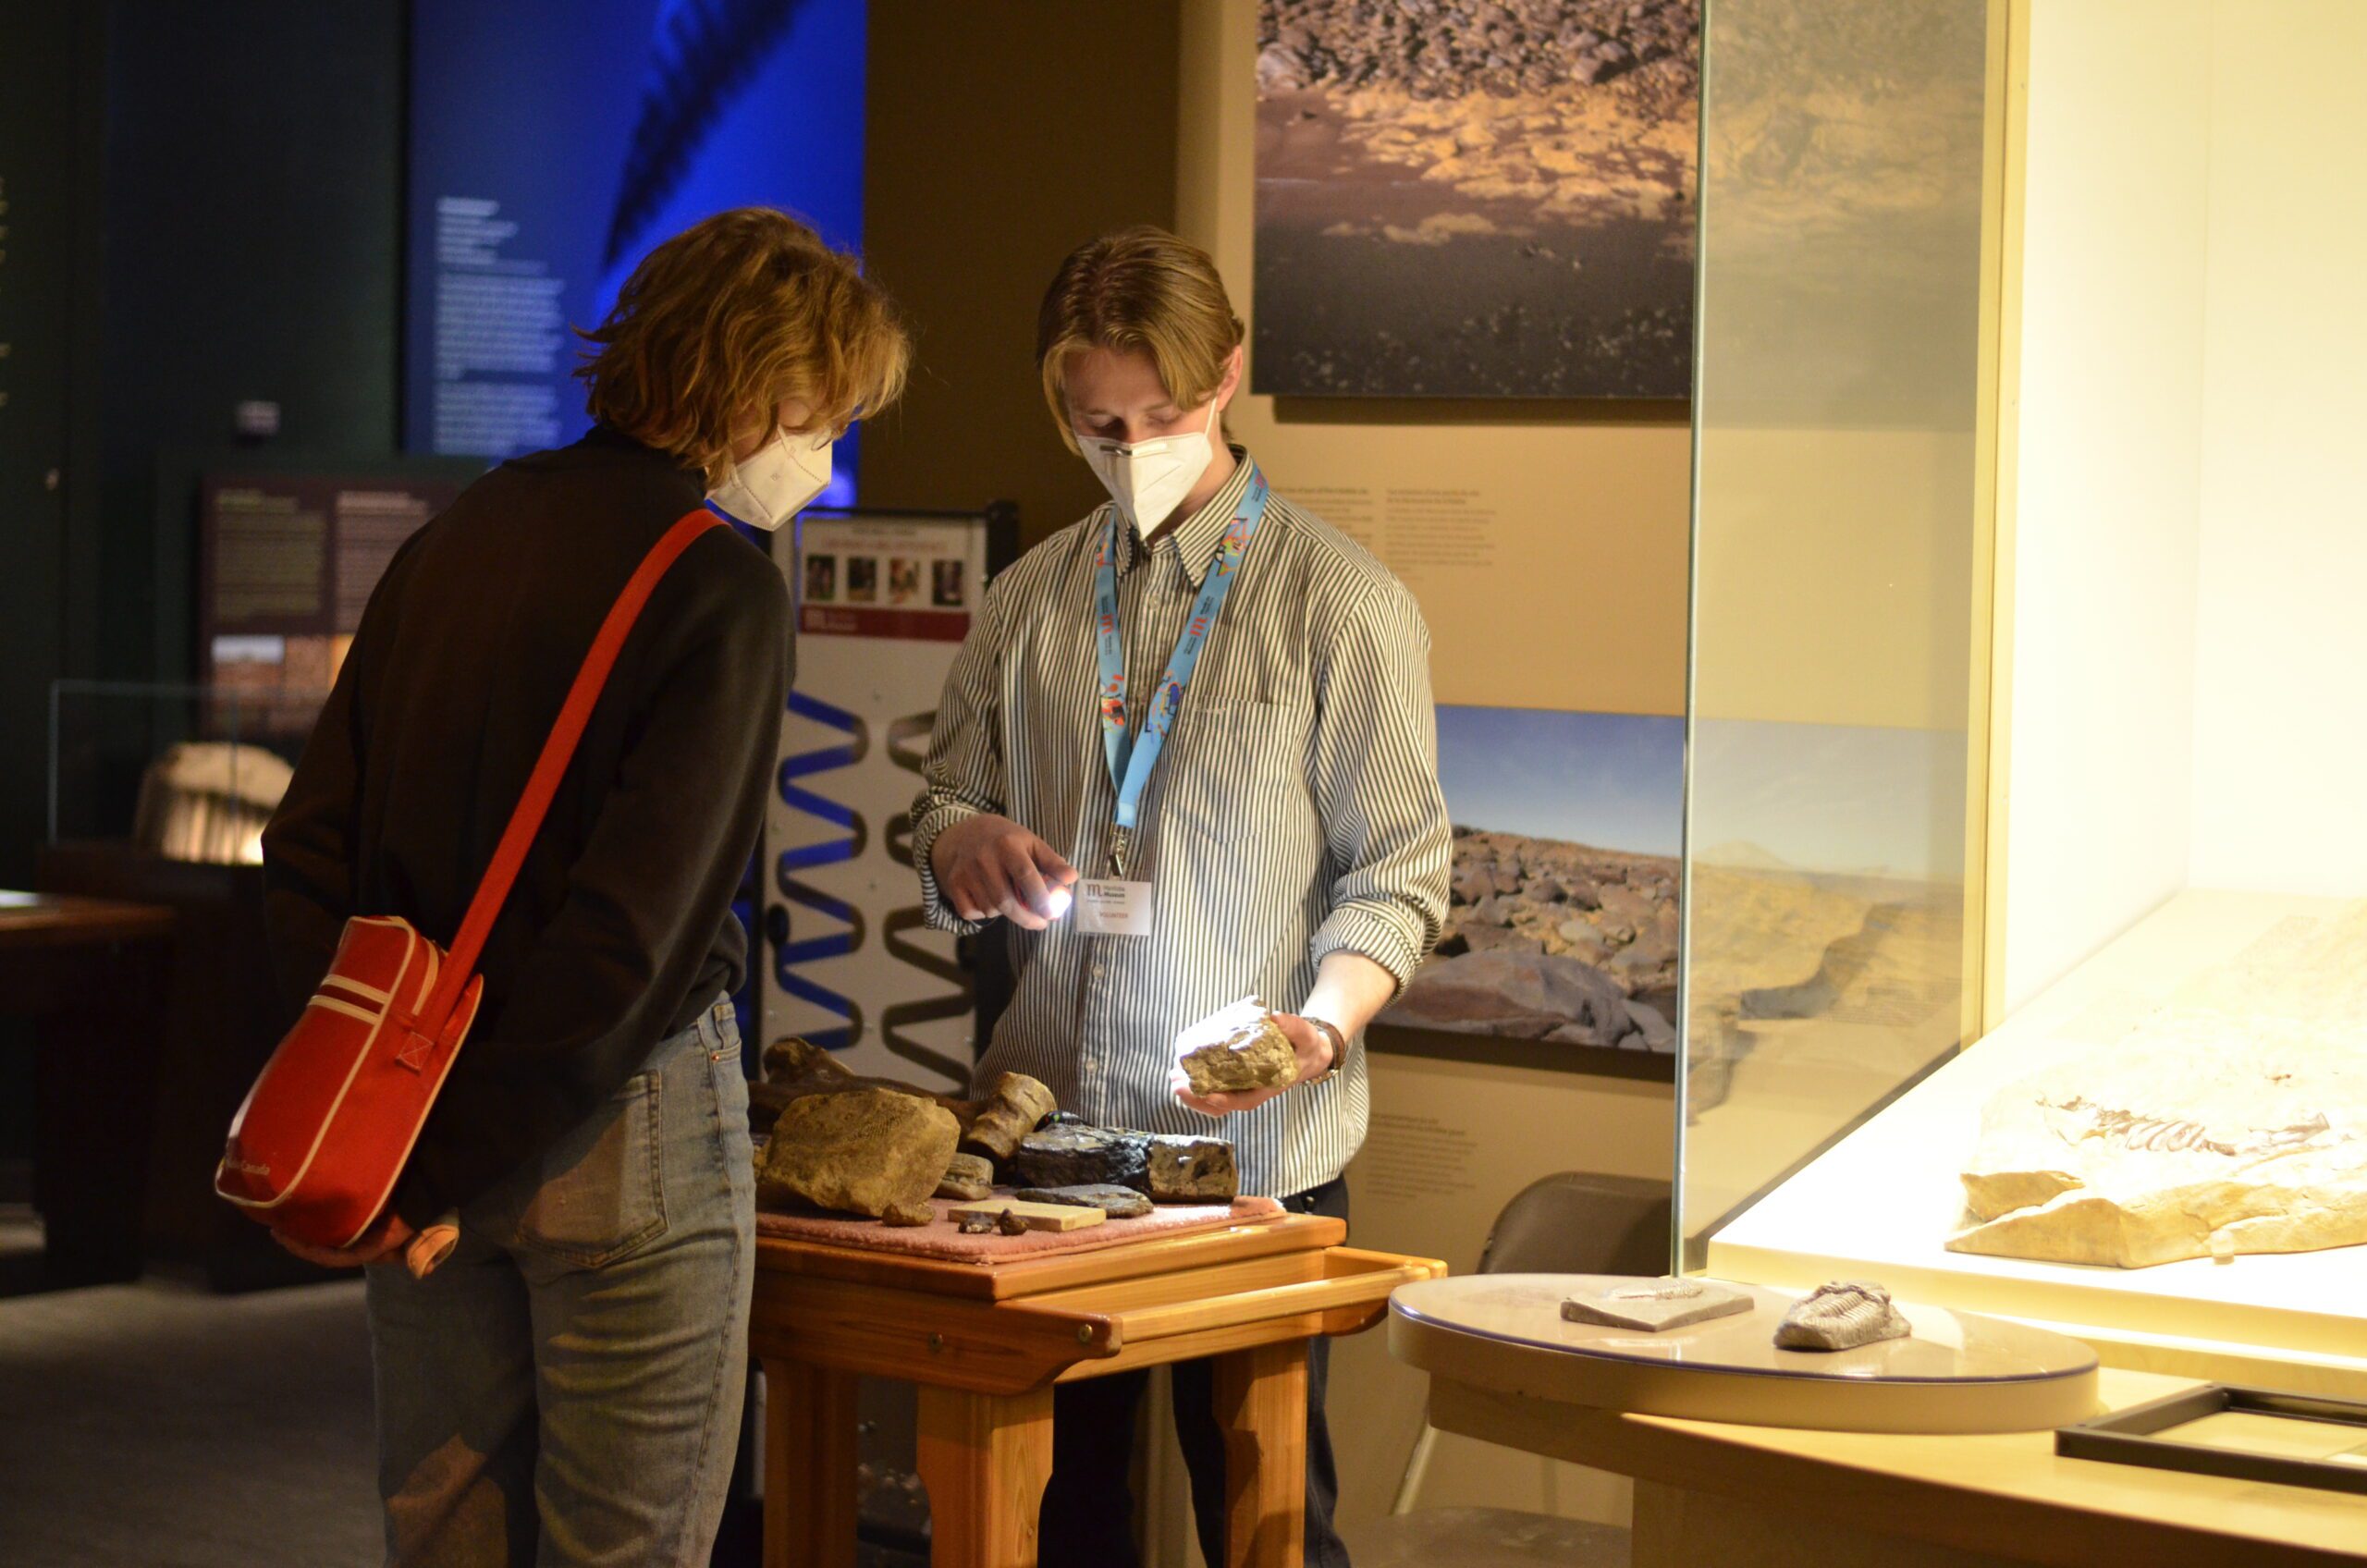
[0,890,176,1280]
[750,1209,1443,1568]
[1420,1366,2367,1567]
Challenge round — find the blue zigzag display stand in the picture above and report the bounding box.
[773,690,867,1051]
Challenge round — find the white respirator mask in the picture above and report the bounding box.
[1075,401,1220,538]
[708,425,834,533]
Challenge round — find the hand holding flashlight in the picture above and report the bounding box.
[930,813,1079,930]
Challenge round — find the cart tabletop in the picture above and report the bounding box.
[754,1208,1348,1303]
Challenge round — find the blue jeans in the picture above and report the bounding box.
[365,998,755,1567]
[1039,1177,1353,1568]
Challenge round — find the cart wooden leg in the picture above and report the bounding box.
[915,1383,1054,1568]
[1212,1340,1309,1568]
[764,1357,860,1568]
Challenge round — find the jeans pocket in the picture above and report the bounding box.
[513,1070,668,1268]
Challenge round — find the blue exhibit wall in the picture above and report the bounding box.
[405,0,865,497]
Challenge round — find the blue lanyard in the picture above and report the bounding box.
[1093,464,1270,875]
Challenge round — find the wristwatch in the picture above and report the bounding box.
[1304,1017,1351,1079]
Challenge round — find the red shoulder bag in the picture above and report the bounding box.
[215,509,723,1248]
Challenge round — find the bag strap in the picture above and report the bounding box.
[414,508,726,1032]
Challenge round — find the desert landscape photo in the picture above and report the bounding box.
[1255,0,1699,398]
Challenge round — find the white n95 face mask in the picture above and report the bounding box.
[708,425,833,532]
[1076,401,1219,536]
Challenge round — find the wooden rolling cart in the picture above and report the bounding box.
[750,1208,1443,1568]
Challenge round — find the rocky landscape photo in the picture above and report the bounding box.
[1381,827,1682,1052]
[1255,0,1699,398]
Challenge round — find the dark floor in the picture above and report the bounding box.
[0,1208,919,1568]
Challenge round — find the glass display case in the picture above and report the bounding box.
[1680,0,2367,1398]
[49,680,320,864]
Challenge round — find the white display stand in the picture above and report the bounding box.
[1710,889,2367,1388]
[1392,1274,2099,1435]
[763,508,1000,1091]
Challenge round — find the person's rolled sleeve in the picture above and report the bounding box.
[911,580,1010,936]
[1306,579,1453,998]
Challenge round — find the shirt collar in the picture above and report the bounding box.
[1111,446,1257,587]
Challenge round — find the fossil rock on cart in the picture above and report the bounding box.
[1773,1281,1911,1351]
[1176,999,1300,1096]
[756,1088,960,1219]
[956,1210,998,1235]
[753,1035,1055,1158]
[960,1072,1059,1162]
[1014,1184,1155,1219]
[1143,1133,1239,1202]
[937,1153,996,1202]
[880,1200,936,1228]
[1010,1124,1150,1191]
[1009,1125,1240,1203]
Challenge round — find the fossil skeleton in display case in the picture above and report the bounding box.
[1951,903,2367,1268]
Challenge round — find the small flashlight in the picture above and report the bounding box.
[1046,888,1074,920]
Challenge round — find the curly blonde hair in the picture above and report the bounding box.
[577,208,909,486]
[1036,227,1245,451]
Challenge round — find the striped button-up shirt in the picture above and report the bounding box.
[912,450,1452,1198]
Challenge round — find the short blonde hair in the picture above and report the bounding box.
[577,207,909,486]
[1036,227,1245,450]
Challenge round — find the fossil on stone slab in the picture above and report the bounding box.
[1014,1184,1154,1219]
[1176,998,1299,1096]
[937,1152,995,1202]
[1773,1281,1910,1352]
[756,1087,959,1219]
[1010,1125,1239,1203]
[1562,1277,1753,1333]
[1951,907,2367,1269]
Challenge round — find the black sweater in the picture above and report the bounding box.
[260,426,791,1229]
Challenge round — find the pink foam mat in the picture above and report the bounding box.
[756,1194,1286,1264]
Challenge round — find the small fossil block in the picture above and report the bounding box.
[1176,998,1299,1096]
[1562,1278,1754,1333]
[1009,1124,1240,1203]
[952,1198,1108,1233]
[756,1087,959,1219]
[1142,1133,1238,1203]
[1773,1281,1912,1352]
[956,1211,998,1235]
[1010,1124,1149,1191]
[997,1210,1031,1236]
[1014,1184,1154,1219]
[937,1152,995,1202]
[880,1200,936,1228]
[962,1072,1058,1162]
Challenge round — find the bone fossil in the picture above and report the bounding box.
[2051,1096,2332,1158]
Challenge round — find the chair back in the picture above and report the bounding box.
[1477,1171,1673,1278]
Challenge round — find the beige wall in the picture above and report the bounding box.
[856,0,1182,546]
[2189,0,2367,893]
[1175,0,1691,718]
[1174,0,1683,1543]
[1998,0,2212,1010]
[1998,0,2367,1009]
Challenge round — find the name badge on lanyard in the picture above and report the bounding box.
[1087,464,1271,938]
